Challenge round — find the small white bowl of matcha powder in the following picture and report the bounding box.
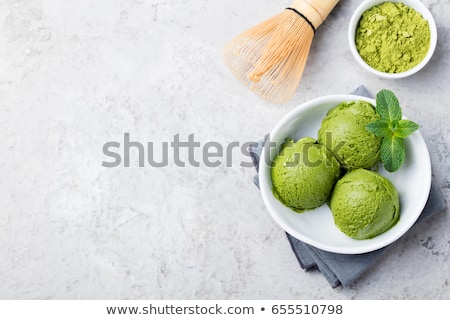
[348,0,437,79]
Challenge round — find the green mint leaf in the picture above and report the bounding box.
[366,120,390,137]
[376,89,402,122]
[393,119,419,138]
[389,119,399,129]
[380,134,405,172]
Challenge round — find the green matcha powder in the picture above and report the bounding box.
[355,2,431,73]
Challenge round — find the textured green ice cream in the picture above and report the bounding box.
[330,169,400,240]
[318,101,381,170]
[271,137,341,211]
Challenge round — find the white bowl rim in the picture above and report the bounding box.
[259,94,432,254]
[348,0,438,79]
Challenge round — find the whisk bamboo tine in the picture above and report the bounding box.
[223,0,339,104]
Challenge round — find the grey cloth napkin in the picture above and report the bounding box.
[249,85,447,288]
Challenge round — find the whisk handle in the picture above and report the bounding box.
[290,0,339,29]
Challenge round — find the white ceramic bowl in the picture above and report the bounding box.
[348,0,437,79]
[259,95,431,254]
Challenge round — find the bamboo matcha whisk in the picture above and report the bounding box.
[223,0,339,104]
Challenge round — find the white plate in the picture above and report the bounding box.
[259,95,431,254]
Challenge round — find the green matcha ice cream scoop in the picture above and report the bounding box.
[330,169,400,240]
[318,100,381,170]
[271,137,341,212]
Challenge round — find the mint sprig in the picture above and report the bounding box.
[366,89,419,172]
